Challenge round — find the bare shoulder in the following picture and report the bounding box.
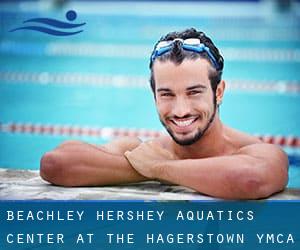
[237,143,288,164]
[226,126,288,165]
[102,137,142,155]
[225,126,262,148]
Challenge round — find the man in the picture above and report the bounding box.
[40,28,288,199]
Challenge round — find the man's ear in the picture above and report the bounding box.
[216,80,225,105]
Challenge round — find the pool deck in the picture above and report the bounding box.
[1,168,300,200]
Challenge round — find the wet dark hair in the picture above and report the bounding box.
[149,28,224,97]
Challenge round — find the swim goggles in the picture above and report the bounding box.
[150,38,221,70]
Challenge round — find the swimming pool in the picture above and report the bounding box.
[0,1,299,188]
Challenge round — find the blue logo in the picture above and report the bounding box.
[9,10,85,36]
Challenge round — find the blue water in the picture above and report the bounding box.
[0,1,299,188]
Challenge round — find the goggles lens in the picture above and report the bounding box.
[151,38,220,70]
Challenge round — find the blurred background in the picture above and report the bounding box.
[0,0,299,187]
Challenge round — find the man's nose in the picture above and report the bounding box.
[172,97,191,118]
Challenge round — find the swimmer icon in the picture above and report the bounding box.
[9,10,86,36]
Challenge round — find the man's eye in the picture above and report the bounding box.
[161,93,173,97]
[188,91,201,95]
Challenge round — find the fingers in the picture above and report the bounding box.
[147,140,161,148]
[124,150,135,163]
[124,140,176,163]
[124,149,149,178]
[145,141,177,160]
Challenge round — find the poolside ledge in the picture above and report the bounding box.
[1,168,299,200]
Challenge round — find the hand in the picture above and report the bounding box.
[124,140,177,179]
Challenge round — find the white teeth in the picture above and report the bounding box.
[173,118,195,127]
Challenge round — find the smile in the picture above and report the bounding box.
[170,117,199,128]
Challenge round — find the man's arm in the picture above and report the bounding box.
[125,142,288,199]
[40,137,147,186]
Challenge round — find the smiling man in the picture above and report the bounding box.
[40,28,288,199]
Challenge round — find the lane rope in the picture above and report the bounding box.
[1,41,300,61]
[0,122,299,148]
[1,71,300,94]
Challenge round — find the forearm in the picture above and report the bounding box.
[40,143,147,186]
[58,153,147,187]
[155,155,280,199]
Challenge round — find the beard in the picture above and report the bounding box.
[159,101,217,146]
